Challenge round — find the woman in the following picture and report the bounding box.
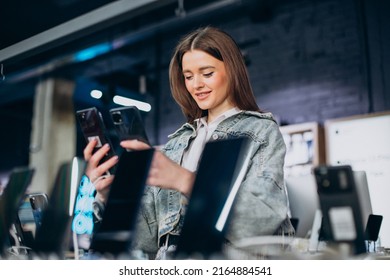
[84,26,294,258]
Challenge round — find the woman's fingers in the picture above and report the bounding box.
[87,154,118,182]
[95,155,118,178]
[84,143,118,181]
[120,139,151,151]
[83,140,119,204]
[94,175,115,204]
[146,151,195,196]
[83,139,97,161]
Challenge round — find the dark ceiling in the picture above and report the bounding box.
[0,0,268,170]
[0,0,118,50]
[0,0,264,106]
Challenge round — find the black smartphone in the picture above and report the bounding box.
[28,193,49,230]
[314,165,367,254]
[76,107,116,174]
[109,106,150,145]
[365,214,383,242]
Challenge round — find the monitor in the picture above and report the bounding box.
[285,174,319,238]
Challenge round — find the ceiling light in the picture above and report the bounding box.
[113,95,151,112]
[90,89,103,99]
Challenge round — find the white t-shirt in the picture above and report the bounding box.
[181,107,241,172]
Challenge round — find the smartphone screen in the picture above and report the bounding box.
[109,106,150,145]
[76,107,116,174]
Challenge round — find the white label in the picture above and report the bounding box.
[329,206,356,240]
[88,136,102,147]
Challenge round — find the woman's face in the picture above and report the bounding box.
[182,50,234,120]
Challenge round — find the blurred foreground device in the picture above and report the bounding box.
[285,174,320,238]
[28,192,49,233]
[365,214,383,243]
[314,165,367,255]
[32,158,86,258]
[175,137,250,259]
[88,148,154,255]
[0,167,35,256]
[286,170,373,241]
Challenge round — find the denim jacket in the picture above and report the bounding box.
[131,111,295,254]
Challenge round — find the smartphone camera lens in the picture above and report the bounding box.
[112,112,122,124]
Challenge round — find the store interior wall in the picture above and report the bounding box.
[0,0,389,174]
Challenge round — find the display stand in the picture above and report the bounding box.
[280,122,325,177]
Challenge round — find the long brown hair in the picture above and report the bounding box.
[169,26,261,123]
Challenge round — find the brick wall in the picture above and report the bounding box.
[137,0,389,144]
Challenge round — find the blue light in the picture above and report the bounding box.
[74,43,111,62]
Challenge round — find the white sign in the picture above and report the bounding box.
[325,112,390,248]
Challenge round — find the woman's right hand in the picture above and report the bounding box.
[120,140,195,197]
[83,139,118,204]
